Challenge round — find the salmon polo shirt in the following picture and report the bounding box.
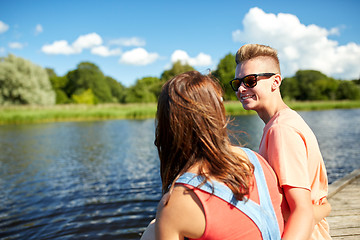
[259,108,331,240]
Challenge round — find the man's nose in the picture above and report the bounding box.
[238,81,247,91]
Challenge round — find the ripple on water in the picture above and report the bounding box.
[1,111,359,239]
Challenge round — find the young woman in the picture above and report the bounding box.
[141,71,284,240]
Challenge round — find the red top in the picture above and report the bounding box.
[179,152,284,240]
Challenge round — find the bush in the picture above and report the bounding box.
[0,54,55,105]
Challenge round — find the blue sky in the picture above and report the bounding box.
[1,0,359,86]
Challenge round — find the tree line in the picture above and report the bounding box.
[0,53,359,105]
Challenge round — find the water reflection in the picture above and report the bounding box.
[0,119,160,239]
[299,109,360,182]
[227,114,263,150]
[0,109,359,239]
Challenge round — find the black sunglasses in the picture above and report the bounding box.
[229,73,276,91]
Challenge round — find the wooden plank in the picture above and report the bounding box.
[327,215,360,229]
[328,169,360,199]
[332,236,360,240]
[330,227,360,236]
[327,169,360,239]
[330,208,360,214]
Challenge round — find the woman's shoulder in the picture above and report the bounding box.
[158,184,204,214]
[230,146,248,158]
[156,184,206,239]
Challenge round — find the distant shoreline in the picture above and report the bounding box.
[1,100,359,125]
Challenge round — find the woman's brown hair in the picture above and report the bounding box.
[155,71,253,201]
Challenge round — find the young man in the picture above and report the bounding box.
[231,44,331,240]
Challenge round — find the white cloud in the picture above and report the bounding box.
[119,47,159,65]
[232,7,360,79]
[0,21,9,34]
[109,37,146,47]
[0,47,5,53]
[35,24,43,35]
[171,50,212,66]
[42,40,76,55]
[72,32,102,51]
[329,27,340,36]
[91,46,122,57]
[42,32,103,55]
[9,42,25,49]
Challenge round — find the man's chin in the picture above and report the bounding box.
[241,103,253,111]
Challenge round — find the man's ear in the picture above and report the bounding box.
[271,74,282,91]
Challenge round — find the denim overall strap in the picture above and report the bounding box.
[241,147,281,239]
[175,148,281,240]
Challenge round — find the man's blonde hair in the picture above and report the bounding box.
[236,44,280,72]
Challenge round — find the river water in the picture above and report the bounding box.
[0,109,359,239]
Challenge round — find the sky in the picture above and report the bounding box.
[0,0,359,87]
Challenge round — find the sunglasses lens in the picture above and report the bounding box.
[243,75,257,88]
[231,79,241,91]
[231,75,260,90]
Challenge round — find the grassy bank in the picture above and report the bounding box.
[0,100,359,125]
[0,103,157,125]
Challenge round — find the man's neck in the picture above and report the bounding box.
[257,99,289,124]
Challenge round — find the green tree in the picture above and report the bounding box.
[66,62,113,103]
[336,80,360,100]
[280,77,300,101]
[72,88,96,104]
[105,76,126,103]
[313,77,339,100]
[46,68,57,79]
[125,76,161,103]
[160,61,195,83]
[352,78,360,86]
[294,70,329,100]
[54,89,72,104]
[0,54,55,105]
[46,68,71,104]
[212,53,237,101]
